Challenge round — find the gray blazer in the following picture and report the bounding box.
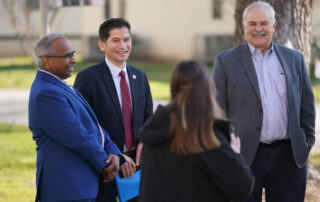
[213,42,315,168]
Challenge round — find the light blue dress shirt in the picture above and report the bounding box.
[248,43,288,143]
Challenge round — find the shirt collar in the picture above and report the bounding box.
[247,42,274,56]
[38,69,65,82]
[105,57,127,77]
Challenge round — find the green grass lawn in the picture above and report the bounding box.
[311,153,320,171]
[1,57,320,101]
[0,123,320,201]
[0,57,173,99]
[0,123,36,202]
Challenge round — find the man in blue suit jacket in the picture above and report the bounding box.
[213,2,315,202]
[29,33,123,202]
[74,18,153,202]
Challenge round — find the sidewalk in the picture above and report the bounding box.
[0,89,319,153]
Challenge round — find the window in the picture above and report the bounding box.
[58,0,105,6]
[213,0,222,19]
[25,0,39,10]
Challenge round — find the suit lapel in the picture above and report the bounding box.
[237,43,261,100]
[273,44,294,109]
[127,66,137,117]
[99,62,123,118]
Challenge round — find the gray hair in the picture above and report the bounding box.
[243,1,276,25]
[34,33,66,68]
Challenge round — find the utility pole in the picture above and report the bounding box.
[40,0,50,37]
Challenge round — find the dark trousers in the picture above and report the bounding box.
[96,179,117,202]
[243,140,307,202]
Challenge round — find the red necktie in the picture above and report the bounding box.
[119,71,134,149]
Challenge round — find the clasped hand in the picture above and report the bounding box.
[120,143,143,178]
[102,154,120,182]
[120,154,136,178]
[230,133,241,154]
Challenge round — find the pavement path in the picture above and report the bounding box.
[0,89,319,153]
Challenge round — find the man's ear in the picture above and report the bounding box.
[98,40,106,52]
[273,21,277,29]
[42,57,50,70]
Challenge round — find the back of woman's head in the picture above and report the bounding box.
[169,60,223,155]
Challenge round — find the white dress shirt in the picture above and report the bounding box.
[105,57,132,108]
[105,57,135,151]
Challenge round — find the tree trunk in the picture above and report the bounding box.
[234,0,312,66]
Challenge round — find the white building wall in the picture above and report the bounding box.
[126,0,235,61]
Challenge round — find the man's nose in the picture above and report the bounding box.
[255,24,262,31]
[119,40,126,48]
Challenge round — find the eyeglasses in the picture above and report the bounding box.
[41,51,77,61]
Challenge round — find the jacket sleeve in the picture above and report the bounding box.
[213,54,228,114]
[34,89,108,174]
[299,53,315,151]
[74,71,93,106]
[102,127,125,165]
[199,132,254,200]
[138,105,170,145]
[143,72,153,123]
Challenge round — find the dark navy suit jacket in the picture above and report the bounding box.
[74,60,153,151]
[28,71,121,202]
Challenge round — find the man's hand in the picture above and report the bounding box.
[135,143,143,166]
[120,154,136,178]
[230,133,241,154]
[103,154,120,182]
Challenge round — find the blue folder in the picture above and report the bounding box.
[115,170,141,202]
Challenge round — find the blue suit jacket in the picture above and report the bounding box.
[213,42,315,168]
[28,71,121,202]
[74,60,153,151]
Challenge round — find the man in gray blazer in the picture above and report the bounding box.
[213,2,315,202]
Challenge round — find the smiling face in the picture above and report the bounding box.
[243,6,276,54]
[98,26,132,68]
[42,38,76,80]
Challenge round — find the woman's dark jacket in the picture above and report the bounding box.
[138,105,254,202]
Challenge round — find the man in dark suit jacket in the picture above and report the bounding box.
[74,18,153,202]
[29,33,122,202]
[213,2,315,202]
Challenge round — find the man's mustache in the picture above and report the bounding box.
[252,32,266,36]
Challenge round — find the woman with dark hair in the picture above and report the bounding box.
[138,60,254,202]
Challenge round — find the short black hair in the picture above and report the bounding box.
[99,18,131,41]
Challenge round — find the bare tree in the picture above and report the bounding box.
[234,0,312,66]
[0,0,61,57]
[0,0,36,56]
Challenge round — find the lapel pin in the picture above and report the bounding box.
[132,74,136,79]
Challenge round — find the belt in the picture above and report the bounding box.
[259,139,290,147]
[123,150,136,159]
